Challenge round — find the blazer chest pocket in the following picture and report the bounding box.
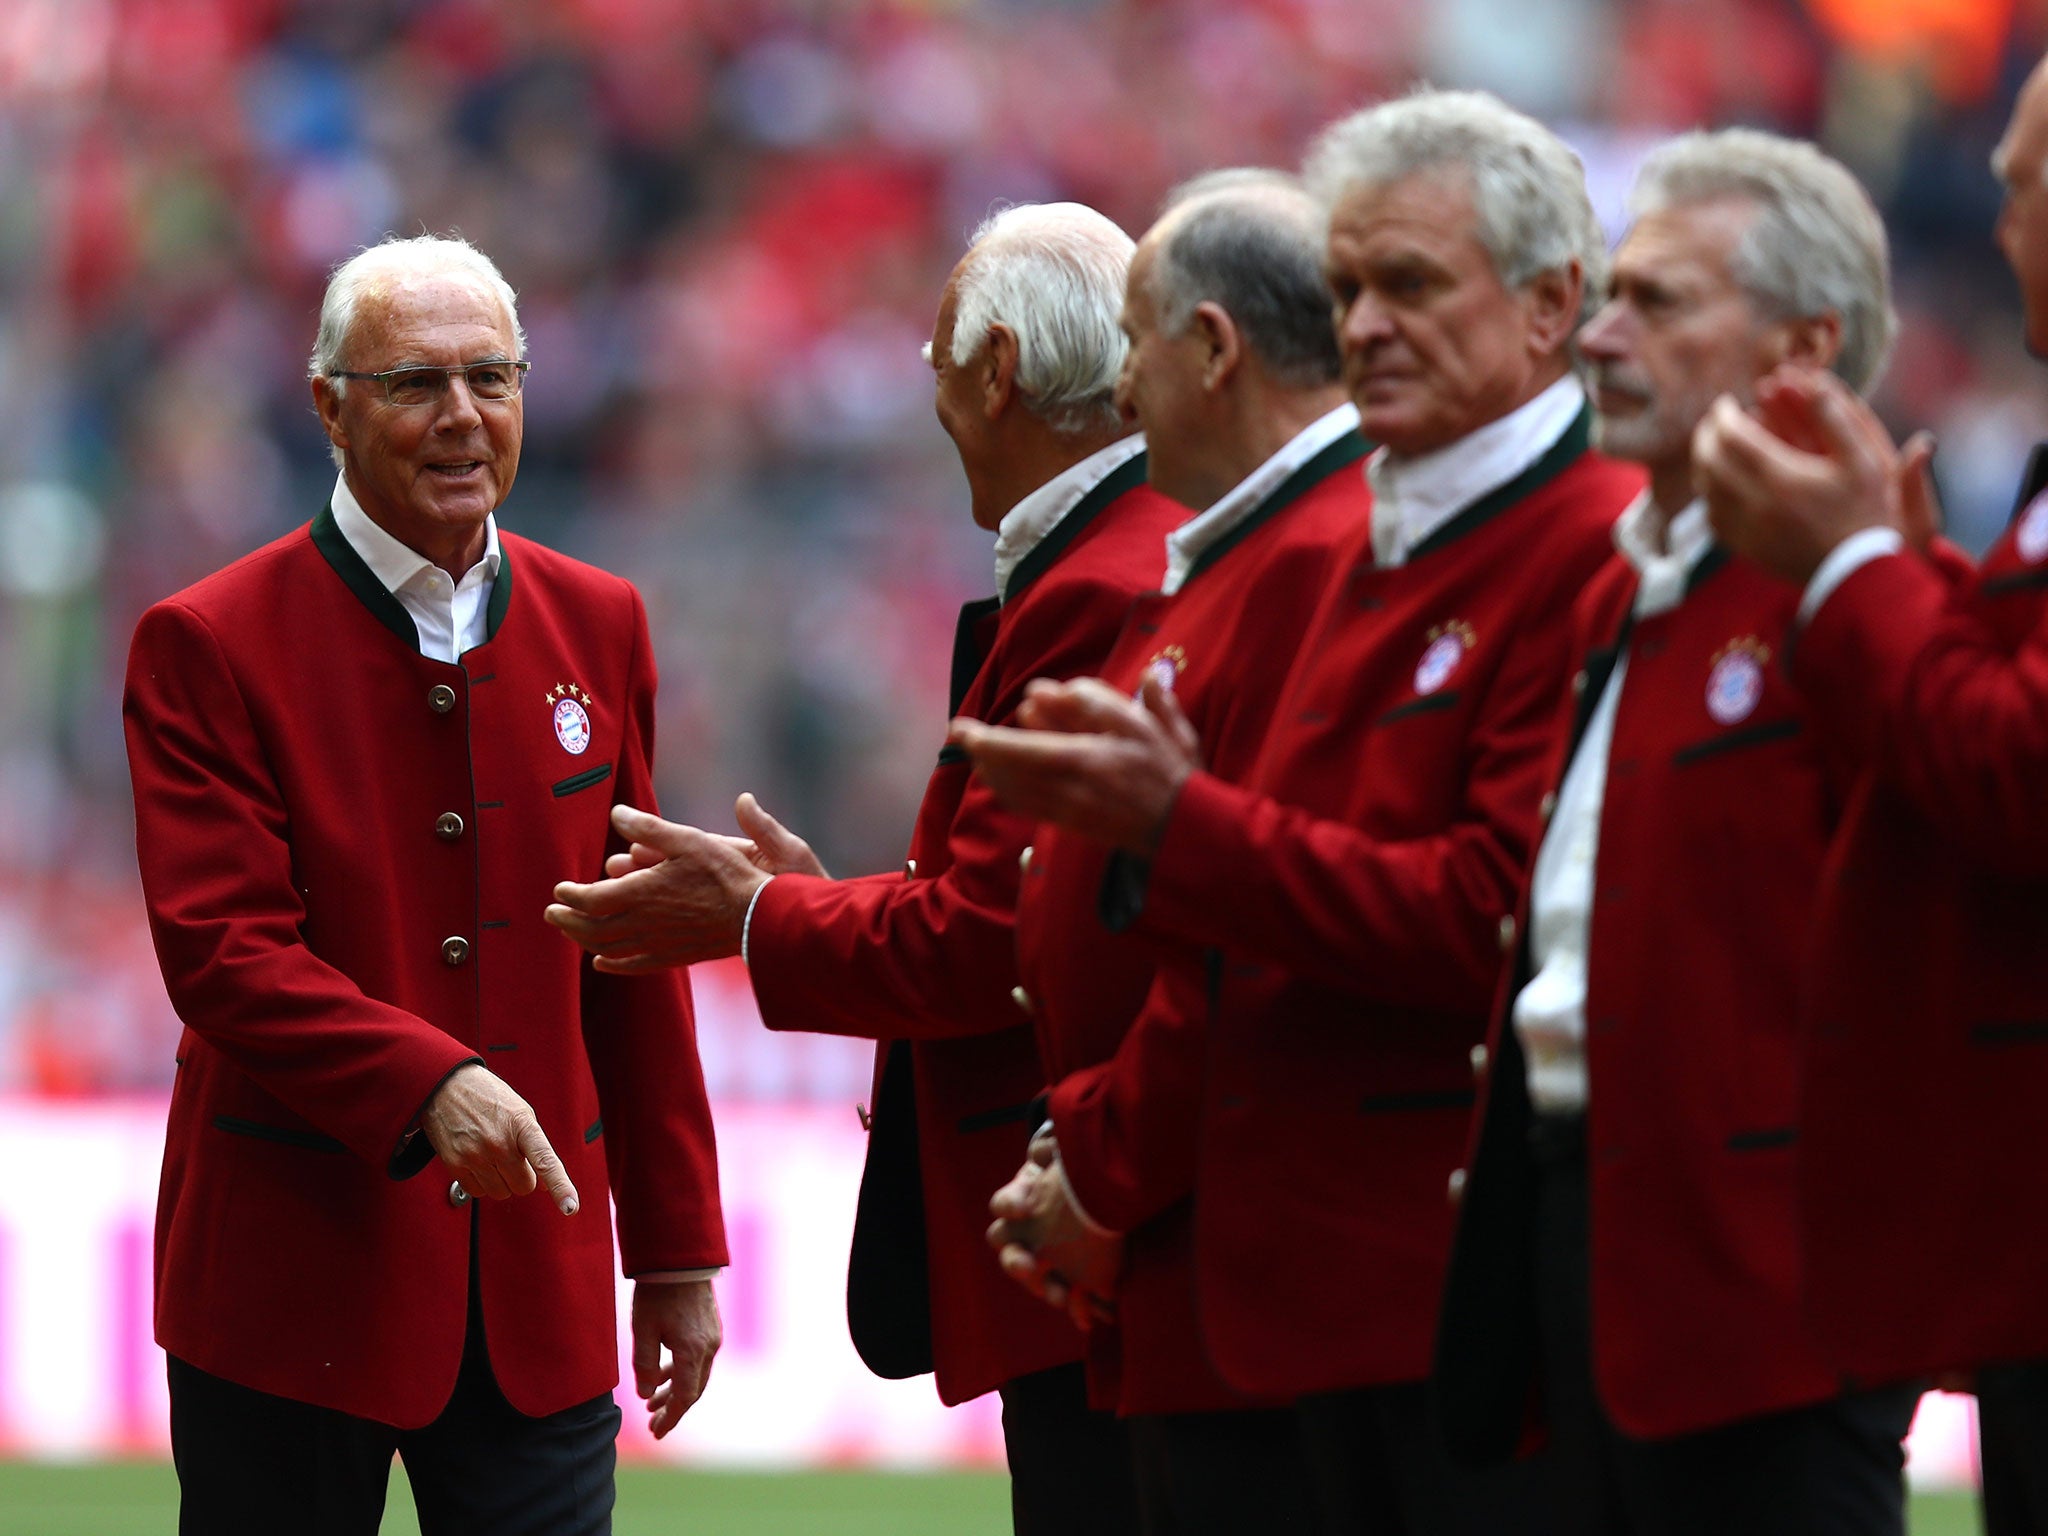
[552,763,614,798]
[1670,717,1801,767]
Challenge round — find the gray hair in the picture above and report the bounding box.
[1630,129,1897,392]
[1149,172,1342,390]
[946,203,1134,436]
[308,235,526,393]
[1303,88,1608,318]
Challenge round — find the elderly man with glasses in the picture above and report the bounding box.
[123,234,726,1534]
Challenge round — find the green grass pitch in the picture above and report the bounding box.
[0,1464,1983,1534]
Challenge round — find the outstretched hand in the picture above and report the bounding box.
[950,675,1201,854]
[546,805,767,971]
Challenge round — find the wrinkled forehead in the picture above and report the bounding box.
[348,270,516,354]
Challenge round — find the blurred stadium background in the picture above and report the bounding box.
[0,0,2035,1524]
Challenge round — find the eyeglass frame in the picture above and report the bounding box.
[327,358,531,406]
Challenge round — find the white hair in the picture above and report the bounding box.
[308,235,526,391]
[1303,88,1608,319]
[1630,129,1897,392]
[941,203,1133,436]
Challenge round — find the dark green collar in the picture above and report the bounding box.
[1183,431,1371,587]
[310,501,513,653]
[1004,450,1150,602]
[1405,402,1593,563]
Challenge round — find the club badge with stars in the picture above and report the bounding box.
[1705,636,1770,726]
[547,682,596,755]
[1414,620,1475,696]
[1141,644,1186,697]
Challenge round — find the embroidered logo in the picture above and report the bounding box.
[547,682,595,755]
[1705,637,1770,726]
[1414,621,1474,696]
[1140,645,1186,696]
[2019,489,2048,564]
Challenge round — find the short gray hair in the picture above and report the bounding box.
[1303,88,1608,317]
[947,203,1133,436]
[1149,172,1342,390]
[308,234,526,393]
[1630,129,1897,392]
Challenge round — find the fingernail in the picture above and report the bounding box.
[562,1197,579,1215]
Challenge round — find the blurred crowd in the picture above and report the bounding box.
[0,0,2039,1094]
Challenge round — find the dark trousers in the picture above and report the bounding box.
[1001,1361,1142,1536]
[170,1245,619,1536]
[1128,1404,1319,1535]
[1532,1115,1918,1536]
[1979,1359,2048,1536]
[1296,1381,1559,1536]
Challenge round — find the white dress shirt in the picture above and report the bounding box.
[1366,376,1585,569]
[329,474,502,662]
[993,433,1149,602]
[1512,494,1715,1114]
[1161,404,1362,595]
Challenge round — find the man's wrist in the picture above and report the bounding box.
[1798,527,1905,627]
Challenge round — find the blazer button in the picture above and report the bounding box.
[434,812,465,842]
[1570,670,1588,698]
[447,1181,471,1208]
[1011,985,1034,1015]
[1497,915,1517,953]
[904,858,918,878]
[428,683,458,715]
[1447,1167,1467,1206]
[1018,844,1034,874]
[1470,1043,1489,1080]
[442,936,471,967]
[1538,791,1557,824]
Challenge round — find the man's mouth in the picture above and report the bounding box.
[426,461,485,479]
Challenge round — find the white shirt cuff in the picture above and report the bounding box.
[634,1268,723,1284]
[739,876,772,965]
[1798,527,1905,627]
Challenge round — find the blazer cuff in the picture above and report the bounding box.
[633,1268,724,1284]
[387,1056,486,1179]
[1798,527,1904,628]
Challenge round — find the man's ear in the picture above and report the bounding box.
[1774,311,1844,374]
[983,323,1021,420]
[312,376,348,454]
[1192,301,1242,393]
[1523,260,1584,358]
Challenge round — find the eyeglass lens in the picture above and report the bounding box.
[385,362,523,406]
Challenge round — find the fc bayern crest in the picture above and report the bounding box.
[1140,645,1186,697]
[2018,489,2048,564]
[546,682,596,755]
[1705,637,1770,726]
[1414,621,1474,696]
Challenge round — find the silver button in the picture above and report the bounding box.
[1470,1043,1489,1079]
[442,935,471,967]
[434,812,465,842]
[1447,1167,1467,1206]
[1497,914,1517,953]
[904,858,917,878]
[428,683,457,715]
[1570,670,1588,698]
[1018,844,1034,874]
[855,1103,872,1132]
[1538,791,1557,823]
[1010,985,1034,1015]
[447,1181,471,1208]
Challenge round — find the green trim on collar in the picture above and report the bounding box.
[484,540,513,640]
[1004,450,1150,602]
[1184,431,1372,586]
[1405,402,1594,563]
[310,501,419,650]
[1685,543,1732,596]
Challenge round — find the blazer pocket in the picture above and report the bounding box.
[213,1115,346,1153]
[1725,1126,1797,1153]
[552,763,614,798]
[1671,717,1802,767]
[1358,1088,1477,1115]
[956,1099,1040,1135]
[1376,691,1462,728]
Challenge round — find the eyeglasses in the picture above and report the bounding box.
[329,359,530,408]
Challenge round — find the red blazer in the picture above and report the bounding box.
[1015,431,1369,1414]
[747,453,1185,1405]
[1792,504,2048,1384]
[124,506,726,1429]
[1051,412,1640,1402]
[1436,543,1852,1452]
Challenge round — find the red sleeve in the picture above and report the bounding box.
[1797,543,2048,876]
[124,601,479,1170]
[581,590,728,1273]
[1045,962,1208,1234]
[1131,573,1582,1013]
[747,770,1030,1041]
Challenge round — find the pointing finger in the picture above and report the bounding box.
[518,1118,579,1215]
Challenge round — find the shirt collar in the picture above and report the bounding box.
[1612,491,1714,617]
[992,434,1148,601]
[328,472,501,595]
[1366,375,1585,569]
[1161,403,1362,597]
